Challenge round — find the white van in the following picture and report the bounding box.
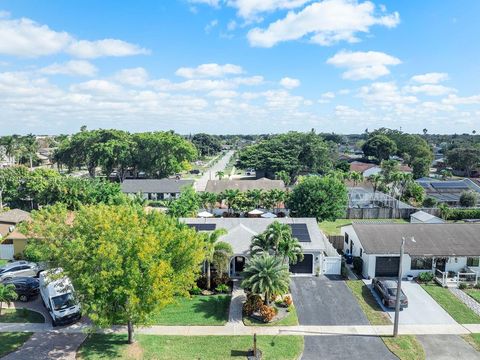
[39,268,81,326]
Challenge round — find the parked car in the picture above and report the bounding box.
[0,261,40,282]
[39,268,81,326]
[372,278,408,309]
[3,277,40,302]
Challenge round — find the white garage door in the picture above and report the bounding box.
[0,244,14,260]
[323,256,341,275]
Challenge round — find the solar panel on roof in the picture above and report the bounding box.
[431,182,468,189]
[187,224,216,231]
[288,223,311,242]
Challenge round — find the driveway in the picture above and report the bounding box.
[194,150,234,191]
[364,280,457,325]
[417,335,480,360]
[291,277,397,360]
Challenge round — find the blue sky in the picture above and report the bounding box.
[0,0,478,135]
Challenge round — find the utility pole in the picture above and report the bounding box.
[393,237,405,337]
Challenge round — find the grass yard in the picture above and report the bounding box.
[0,259,8,266]
[0,308,45,323]
[421,283,480,323]
[243,306,299,326]
[0,332,32,357]
[319,219,407,235]
[465,289,480,303]
[148,295,230,326]
[346,280,425,360]
[77,334,304,360]
[462,334,480,352]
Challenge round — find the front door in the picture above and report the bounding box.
[230,256,246,277]
[435,258,447,272]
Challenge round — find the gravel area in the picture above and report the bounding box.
[449,287,480,317]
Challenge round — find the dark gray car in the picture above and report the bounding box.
[372,278,408,309]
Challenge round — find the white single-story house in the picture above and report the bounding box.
[341,223,480,286]
[121,179,194,200]
[182,217,341,277]
[410,210,444,224]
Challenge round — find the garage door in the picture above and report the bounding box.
[375,257,400,277]
[290,254,313,274]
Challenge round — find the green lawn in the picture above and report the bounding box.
[463,334,480,352]
[0,259,7,266]
[346,280,425,360]
[0,332,32,357]
[319,219,408,235]
[77,334,304,360]
[0,308,45,323]
[421,284,480,323]
[465,289,480,303]
[148,295,231,326]
[243,306,299,326]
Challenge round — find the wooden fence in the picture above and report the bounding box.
[327,235,345,251]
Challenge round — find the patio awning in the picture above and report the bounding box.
[261,212,277,218]
[197,211,214,218]
[248,209,264,215]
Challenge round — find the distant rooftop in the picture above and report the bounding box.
[121,179,194,194]
[205,178,286,193]
[0,209,31,225]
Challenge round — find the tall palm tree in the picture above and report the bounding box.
[278,236,304,265]
[216,171,225,180]
[241,254,290,305]
[368,174,383,195]
[250,233,273,256]
[223,189,240,214]
[212,241,233,276]
[350,171,364,187]
[203,228,228,290]
[246,189,263,209]
[0,284,18,316]
[264,221,293,255]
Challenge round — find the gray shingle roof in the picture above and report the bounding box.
[0,209,31,225]
[121,179,194,194]
[350,223,480,256]
[204,178,286,193]
[181,217,327,255]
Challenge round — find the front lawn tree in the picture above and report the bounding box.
[241,254,290,305]
[22,204,206,344]
[460,191,477,207]
[362,134,397,163]
[287,175,348,221]
[0,284,18,315]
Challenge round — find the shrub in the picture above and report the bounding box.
[352,256,363,275]
[243,294,263,316]
[215,284,229,293]
[190,286,202,295]
[446,208,480,221]
[284,295,293,306]
[275,299,284,307]
[460,191,478,208]
[474,283,480,289]
[259,305,276,323]
[459,282,469,290]
[287,304,295,313]
[418,271,434,283]
[212,274,231,288]
[196,275,208,290]
[422,197,437,208]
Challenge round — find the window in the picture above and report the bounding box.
[411,257,433,270]
[467,257,480,267]
[360,248,363,257]
[345,233,349,244]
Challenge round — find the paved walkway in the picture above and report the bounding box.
[194,150,234,191]
[228,280,246,326]
[450,287,480,317]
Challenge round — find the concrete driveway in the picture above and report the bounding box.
[291,277,397,360]
[365,280,457,325]
[417,335,480,360]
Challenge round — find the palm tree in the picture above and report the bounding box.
[241,254,290,305]
[260,190,276,211]
[203,228,228,290]
[0,284,18,316]
[246,189,263,209]
[264,221,293,255]
[269,189,286,213]
[212,241,233,276]
[250,233,273,256]
[350,171,364,187]
[223,189,240,214]
[368,174,383,195]
[278,236,304,265]
[216,171,225,180]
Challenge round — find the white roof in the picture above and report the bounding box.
[410,211,442,222]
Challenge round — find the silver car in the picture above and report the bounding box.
[0,261,39,282]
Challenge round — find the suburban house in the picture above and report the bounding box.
[410,210,444,224]
[341,223,480,287]
[417,178,480,206]
[350,161,412,177]
[204,178,286,193]
[120,179,194,200]
[0,209,32,259]
[182,217,341,277]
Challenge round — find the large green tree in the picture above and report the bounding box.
[446,147,480,177]
[167,186,199,217]
[362,134,397,162]
[287,175,348,221]
[21,204,205,343]
[191,133,222,157]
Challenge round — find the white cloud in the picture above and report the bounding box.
[280,77,300,89]
[358,82,417,105]
[442,94,480,105]
[318,91,335,103]
[326,50,401,80]
[189,0,220,6]
[175,63,244,78]
[70,80,122,94]
[40,60,98,77]
[67,39,149,59]
[247,0,399,47]
[411,72,448,84]
[0,15,150,58]
[114,67,149,87]
[205,19,219,33]
[227,0,310,19]
[227,20,237,31]
[404,84,456,96]
[207,90,238,98]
